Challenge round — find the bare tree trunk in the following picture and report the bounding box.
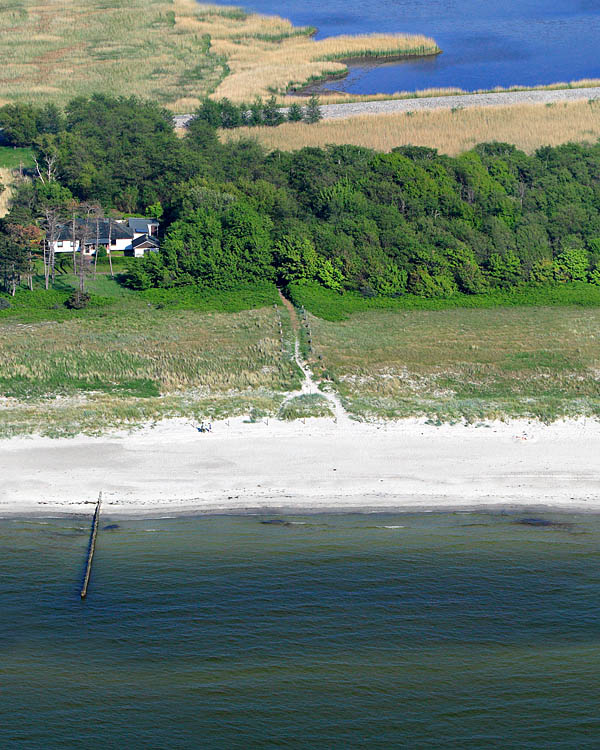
[93,216,99,278]
[108,219,114,278]
[71,210,77,274]
[79,253,85,293]
[43,239,49,290]
[78,203,95,294]
[27,249,33,291]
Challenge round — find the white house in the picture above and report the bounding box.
[51,217,160,257]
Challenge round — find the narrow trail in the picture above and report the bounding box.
[278,289,351,424]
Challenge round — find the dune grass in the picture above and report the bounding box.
[0,283,305,436]
[307,306,600,422]
[221,99,600,155]
[278,393,334,420]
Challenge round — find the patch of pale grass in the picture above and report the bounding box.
[0,169,13,218]
[221,100,600,155]
[0,0,439,108]
[309,307,600,421]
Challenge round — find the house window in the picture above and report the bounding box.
[57,241,63,247]
[111,238,117,245]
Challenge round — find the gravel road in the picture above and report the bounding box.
[317,86,600,119]
[173,86,600,128]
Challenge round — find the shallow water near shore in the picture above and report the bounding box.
[2,510,600,748]
[218,0,600,94]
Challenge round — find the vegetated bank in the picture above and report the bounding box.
[2,95,600,431]
[0,0,438,111]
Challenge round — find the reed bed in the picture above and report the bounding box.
[0,0,438,109]
[308,307,600,422]
[222,100,600,155]
[211,31,439,102]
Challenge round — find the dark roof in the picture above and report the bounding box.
[56,219,133,244]
[132,234,160,249]
[128,217,159,234]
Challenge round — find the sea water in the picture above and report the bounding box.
[214,0,600,94]
[2,511,600,749]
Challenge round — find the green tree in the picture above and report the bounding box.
[287,102,304,122]
[274,235,320,283]
[304,95,322,124]
[553,247,589,282]
[262,96,284,127]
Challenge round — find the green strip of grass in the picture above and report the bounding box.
[287,282,600,321]
[0,146,35,169]
[0,282,282,321]
[140,282,282,312]
[0,375,159,400]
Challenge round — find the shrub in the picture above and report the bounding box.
[65,290,91,309]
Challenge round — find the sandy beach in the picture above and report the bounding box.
[1,416,599,516]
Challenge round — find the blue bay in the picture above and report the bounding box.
[2,512,600,748]
[214,0,600,94]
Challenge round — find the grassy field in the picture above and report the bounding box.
[2,280,600,432]
[0,146,35,169]
[222,100,600,155]
[0,0,437,110]
[0,281,305,437]
[308,306,600,422]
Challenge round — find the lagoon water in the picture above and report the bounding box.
[218,0,600,94]
[2,511,600,748]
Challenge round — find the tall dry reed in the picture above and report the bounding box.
[221,100,600,155]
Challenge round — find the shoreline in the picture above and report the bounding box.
[2,415,599,517]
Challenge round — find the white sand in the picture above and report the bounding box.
[1,416,599,517]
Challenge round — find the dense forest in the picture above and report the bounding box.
[2,94,600,299]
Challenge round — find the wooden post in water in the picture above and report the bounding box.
[80,491,102,599]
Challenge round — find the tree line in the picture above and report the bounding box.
[2,94,600,300]
[193,95,323,129]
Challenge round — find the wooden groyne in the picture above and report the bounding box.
[80,491,102,599]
